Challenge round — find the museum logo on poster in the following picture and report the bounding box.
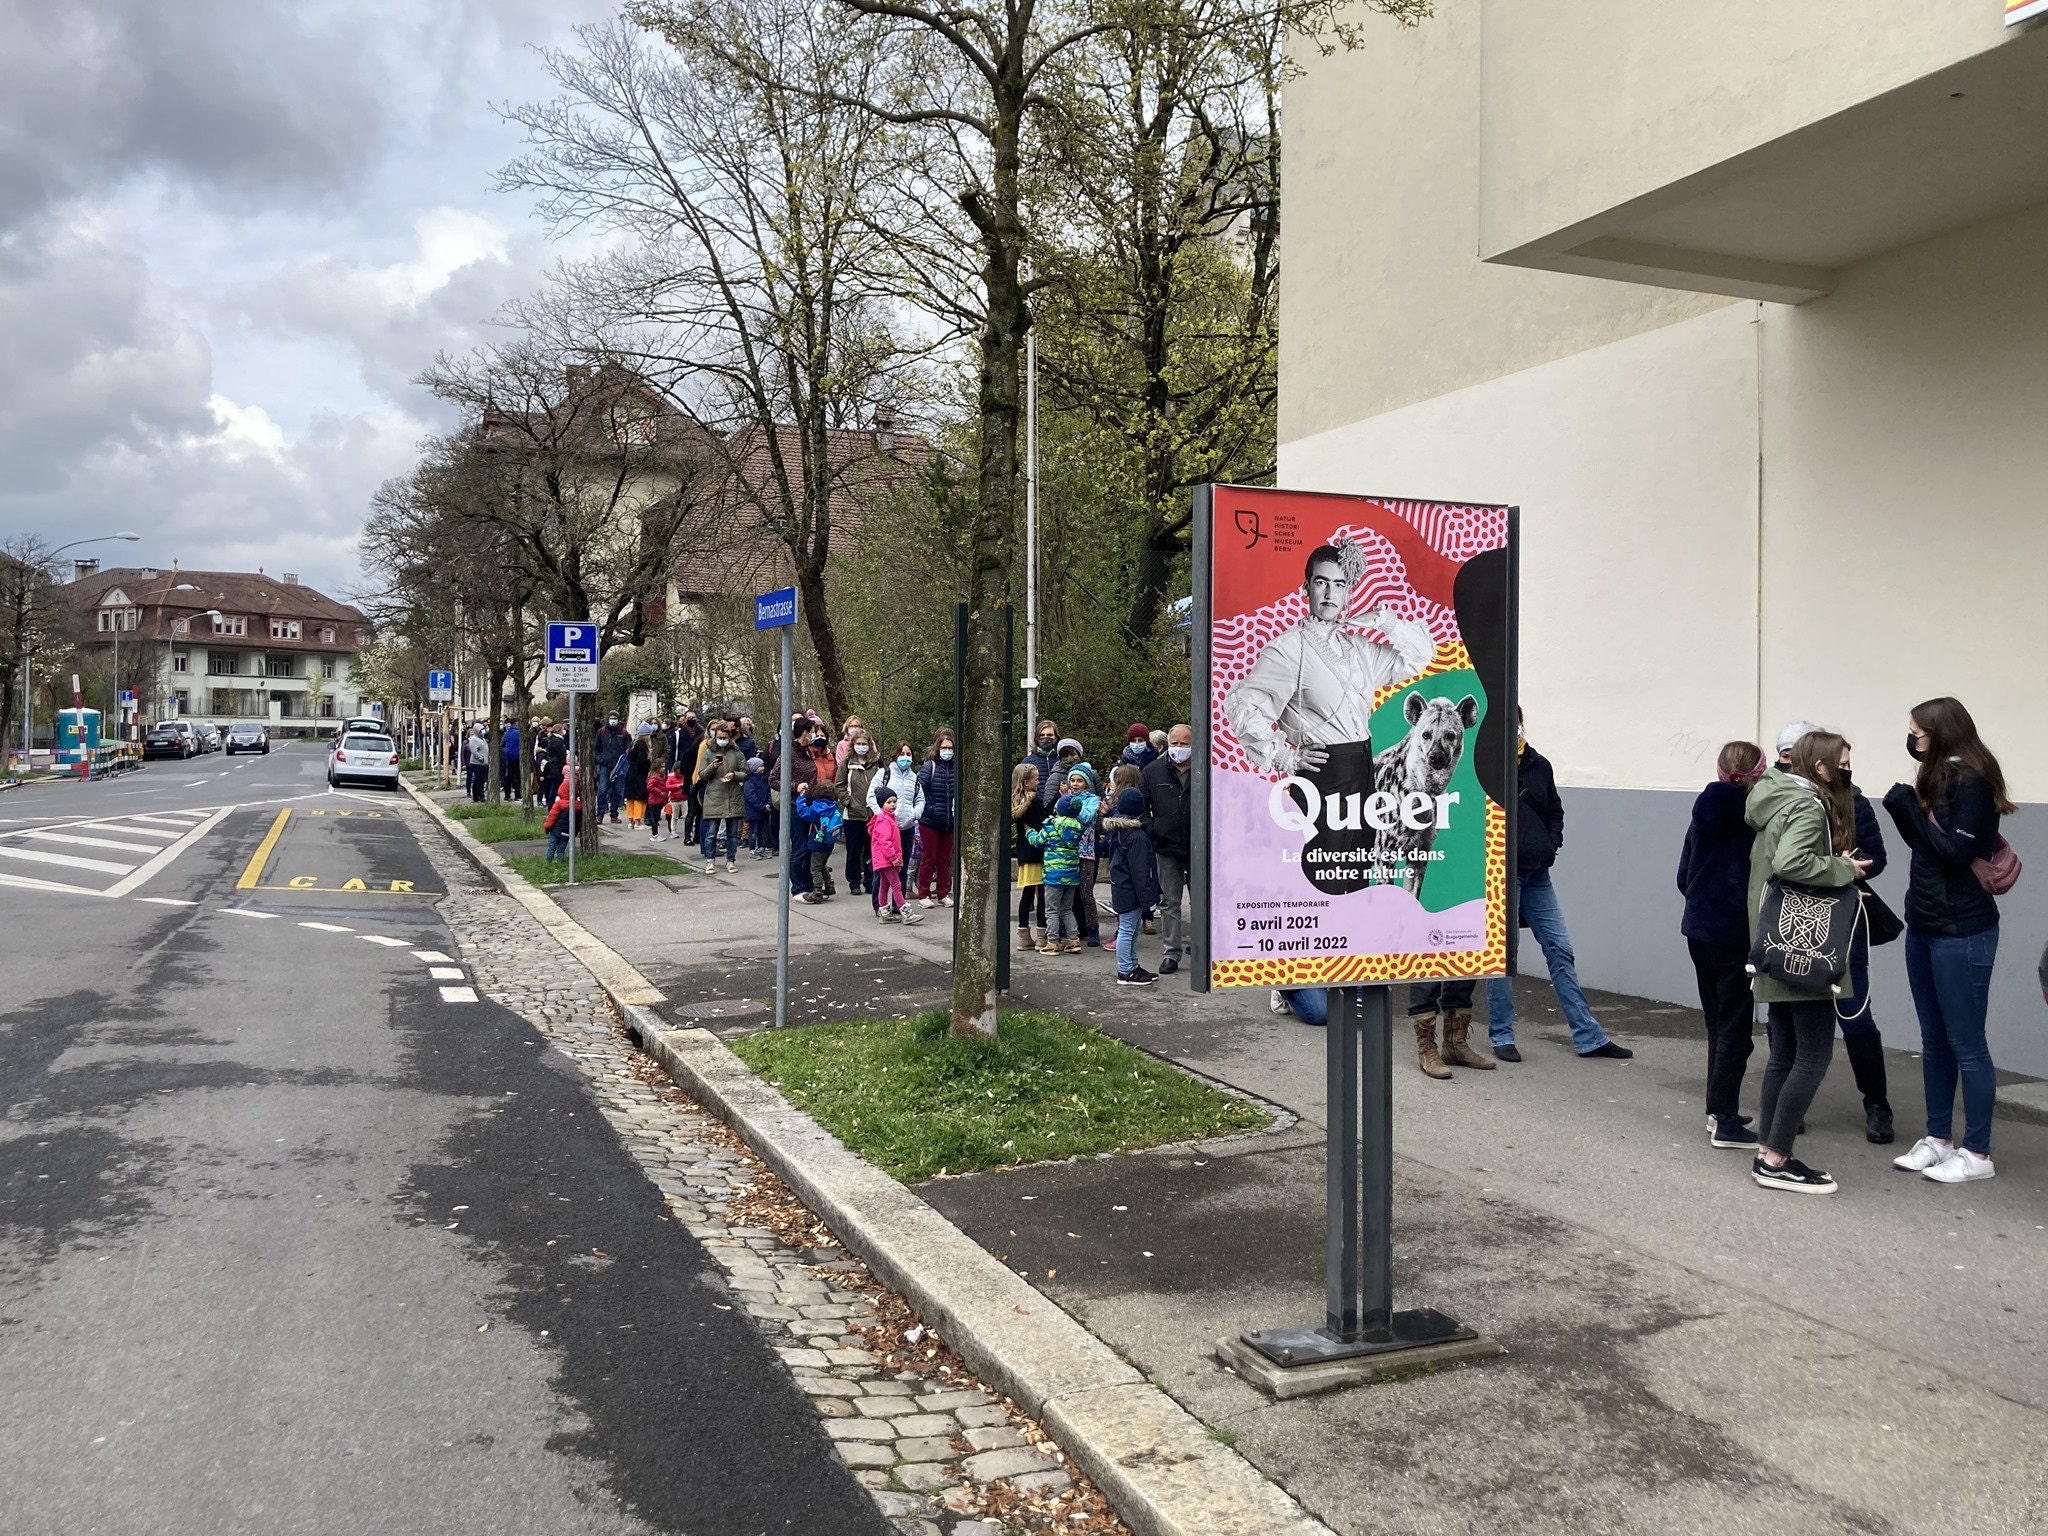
[1200,487,1514,989]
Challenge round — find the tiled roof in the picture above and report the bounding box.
[70,568,374,649]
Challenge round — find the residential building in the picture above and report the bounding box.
[68,567,376,737]
[1280,3,2048,1073]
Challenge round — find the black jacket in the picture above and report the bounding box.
[1012,796,1049,867]
[1140,756,1192,859]
[1514,745,1564,873]
[1884,769,2000,937]
[1676,781,1754,949]
[1103,814,1160,914]
[594,723,629,767]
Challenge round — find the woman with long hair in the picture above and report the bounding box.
[1883,697,2015,1184]
[1678,739,1766,1149]
[1743,730,1870,1194]
[915,729,959,906]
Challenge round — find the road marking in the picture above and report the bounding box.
[238,808,292,890]
[219,907,277,919]
[0,845,139,875]
[0,870,103,895]
[184,779,211,787]
[131,814,205,827]
[103,806,235,898]
[360,935,411,947]
[21,831,166,855]
[429,966,465,980]
[439,986,478,1003]
[74,822,181,841]
[137,897,199,907]
[412,950,454,963]
[299,921,354,933]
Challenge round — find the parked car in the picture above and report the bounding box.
[333,715,385,741]
[195,722,222,752]
[143,722,196,760]
[224,721,269,755]
[329,731,400,790]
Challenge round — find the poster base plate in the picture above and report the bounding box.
[1217,1320,1503,1400]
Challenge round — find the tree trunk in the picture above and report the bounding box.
[486,665,507,805]
[950,101,1029,1041]
[795,563,851,728]
[575,708,600,858]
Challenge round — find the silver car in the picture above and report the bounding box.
[328,731,400,790]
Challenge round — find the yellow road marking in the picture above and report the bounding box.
[237,809,292,890]
[251,882,440,896]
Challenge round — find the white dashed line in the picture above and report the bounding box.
[299,921,354,933]
[219,908,277,919]
[428,966,465,980]
[137,897,199,907]
[411,950,454,963]
[359,935,411,948]
[438,986,478,1003]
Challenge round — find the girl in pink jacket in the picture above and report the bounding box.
[866,790,921,923]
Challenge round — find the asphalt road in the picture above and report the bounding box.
[0,746,886,1535]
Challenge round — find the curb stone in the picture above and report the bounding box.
[404,782,1336,1536]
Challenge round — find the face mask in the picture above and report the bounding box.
[1168,745,1191,765]
[1835,767,1854,793]
[607,718,618,726]
[896,755,912,770]
[714,736,728,746]
[939,748,953,761]
[1906,733,1925,762]
[854,744,869,756]
[1038,737,1055,751]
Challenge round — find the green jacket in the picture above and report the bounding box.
[1744,768,1858,1004]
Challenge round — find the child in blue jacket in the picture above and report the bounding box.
[742,757,776,857]
[794,781,842,904]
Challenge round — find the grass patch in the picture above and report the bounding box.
[730,1009,1269,1182]
[444,803,544,843]
[503,850,681,886]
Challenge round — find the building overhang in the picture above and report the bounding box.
[1484,21,2048,304]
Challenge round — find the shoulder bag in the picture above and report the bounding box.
[1927,811,2022,896]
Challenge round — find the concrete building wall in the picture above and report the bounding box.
[1279,203,2048,1076]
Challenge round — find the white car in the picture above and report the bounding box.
[329,731,401,790]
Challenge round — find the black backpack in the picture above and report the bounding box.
[1748,877,1861,993]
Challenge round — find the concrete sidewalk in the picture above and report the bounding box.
[481,798,2048,1534]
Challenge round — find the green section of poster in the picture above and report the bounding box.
[1365,669,1488,912]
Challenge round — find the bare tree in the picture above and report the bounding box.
[503,9,931,727]
[1,537,65,758]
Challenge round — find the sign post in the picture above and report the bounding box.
[1194,484,1515,1394]
[546,624,599,886]
[428,672,454,789]
[756,587,798,1028]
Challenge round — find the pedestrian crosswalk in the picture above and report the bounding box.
[0,806,231,897]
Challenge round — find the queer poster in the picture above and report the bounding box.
[1194,486,1514,989]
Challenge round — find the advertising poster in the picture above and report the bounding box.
[1194,486,1515,989]
[2009,1,2048,27]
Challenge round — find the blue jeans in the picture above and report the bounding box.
[1116,910,1142,974]
[1488,869,1610,1053]
[546,825,569,861]
[596,770,623,820]
[1904,927,1998,1155]
[700,816,739,862]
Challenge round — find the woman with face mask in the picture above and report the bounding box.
[914,730,959,906]
[840,727,881,896]
[1678,740,1767,1148]
[1884,697,2015,1185]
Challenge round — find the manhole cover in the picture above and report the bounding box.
[670,999,768,1019]
[719,944,820,961]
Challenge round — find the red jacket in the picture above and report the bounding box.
[647,771,671,810]
[868,812,904,870]
[543,774,583,831]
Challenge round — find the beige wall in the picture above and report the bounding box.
[1280,301,1763,792]
[1758,197,2048,803]
[1280,0,1727,445]
[1476,0,2018,260]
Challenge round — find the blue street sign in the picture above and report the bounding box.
[427,669,454,701]
[546,622,596,663]
[754,587,797,630]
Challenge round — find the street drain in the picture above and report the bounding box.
[669,999,768,1019]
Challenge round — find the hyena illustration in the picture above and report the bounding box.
[1371,691,1478,898]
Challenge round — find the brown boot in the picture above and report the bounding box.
[1439,1008,1496,1069]
[1058,938,1082,954]
[1413,1014,1452,1080]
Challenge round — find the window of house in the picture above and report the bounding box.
[265,656,296,678]
[212,615,246,636]
[319,627,335,644]
[97,607,139,632]
[270,618,300,640]
[171,691,189,715]
[321,657,337,679]
[172,653,188,673]
[208,652,239,676]
[172,616,190,635]
[319,697,336,718]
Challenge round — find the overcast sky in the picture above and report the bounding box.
[0,0,620,603]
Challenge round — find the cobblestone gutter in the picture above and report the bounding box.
[404,806,1131,1536]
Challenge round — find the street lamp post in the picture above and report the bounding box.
[19,533,140,770]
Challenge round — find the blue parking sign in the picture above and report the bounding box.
[546,623,596,663]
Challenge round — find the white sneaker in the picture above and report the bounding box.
[1892,1136,1954,1172]
[703,861,716,876]
[919,897,935,908]
[1922,1147,1994,1184]
[726,861,738,873]
[1269,989,1292,1017]
[938,896,953,907]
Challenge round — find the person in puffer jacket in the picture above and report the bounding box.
[1031,796,1085,954]
[1103,787,1160,986]
[1677,740,1766,1148]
